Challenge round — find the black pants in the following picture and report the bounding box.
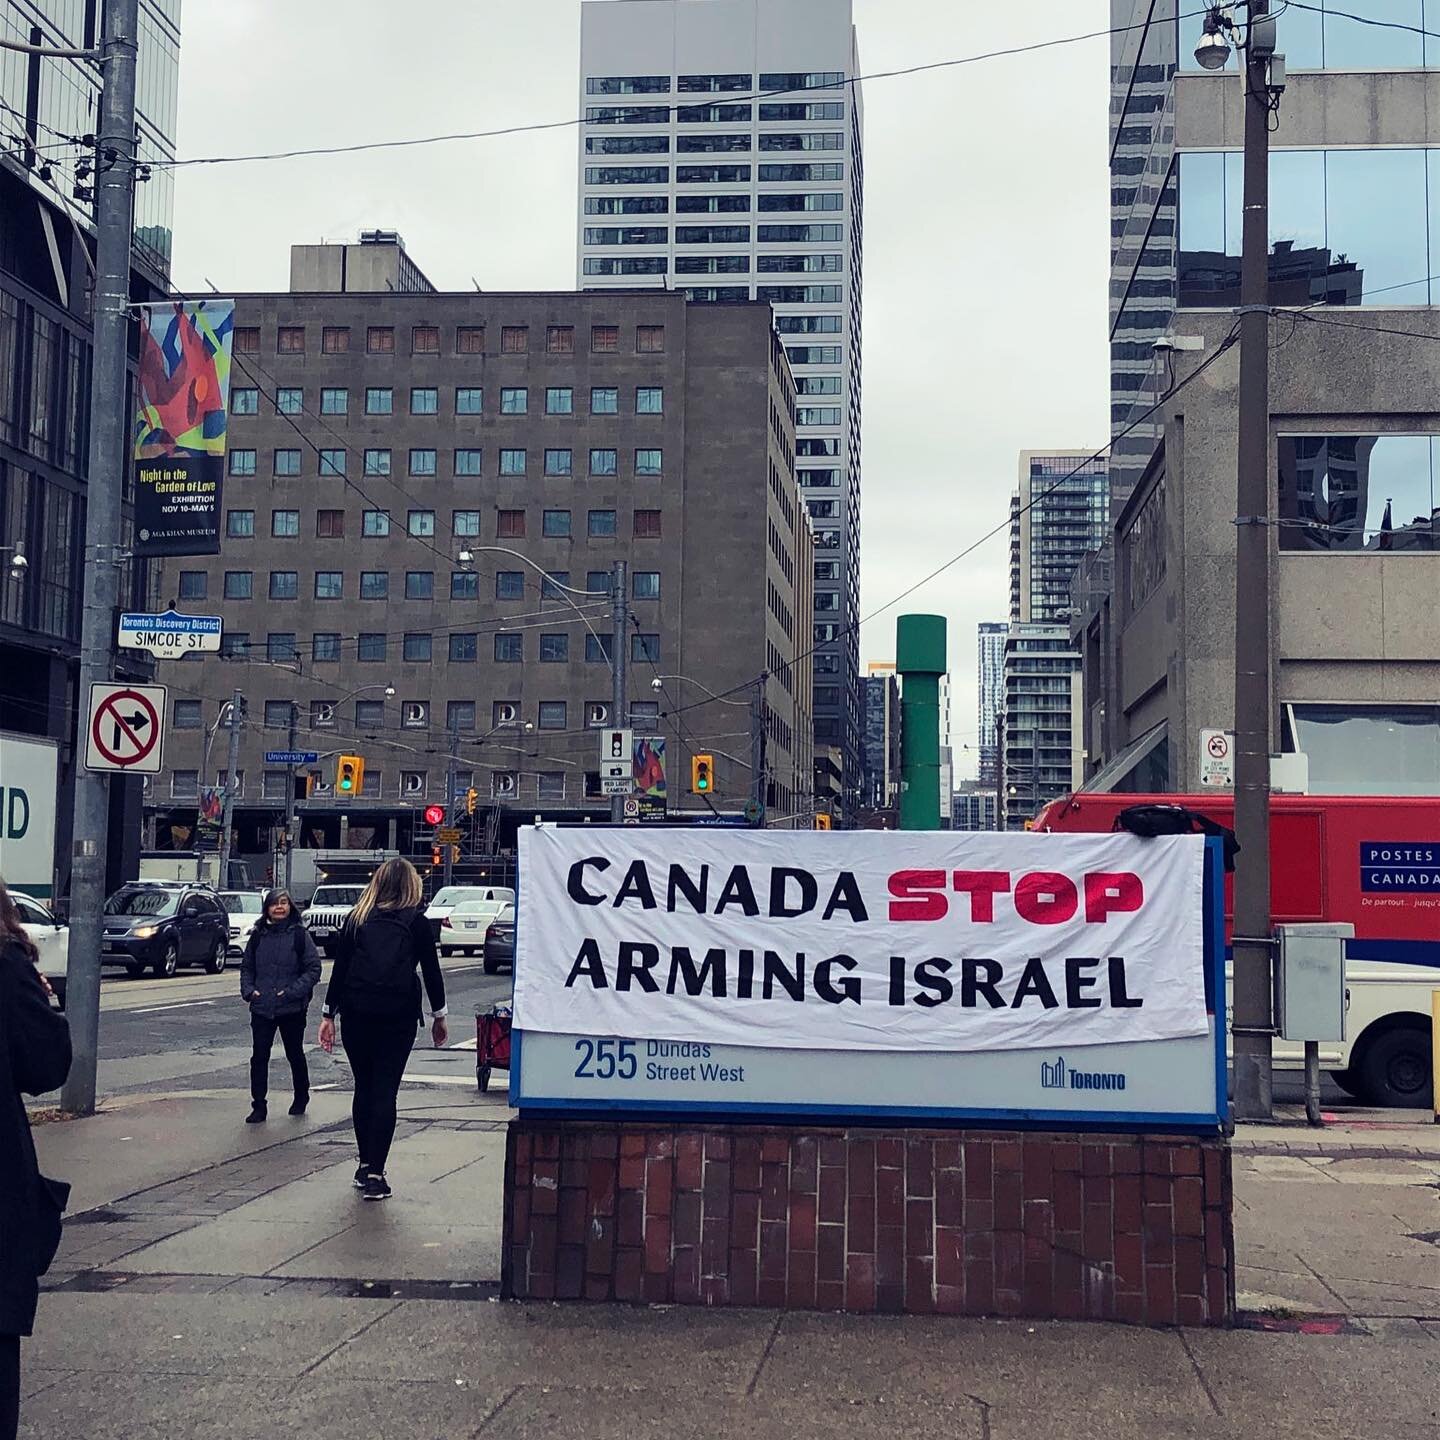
[340,1011,416,1174]
[1,1334,19,1440]
[249,1011,310,1106]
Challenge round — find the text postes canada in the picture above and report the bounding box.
[561,856,1154,1013]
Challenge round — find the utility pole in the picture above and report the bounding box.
[1231,1,1278,1121]
[750,674,768,822]
[283,701,299,891]
[443,716,459,886]
[218,687,243,885]
[60,0,140,1116]
[610,559,628,824]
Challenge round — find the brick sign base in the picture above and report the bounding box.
[502,1122,1234,1326]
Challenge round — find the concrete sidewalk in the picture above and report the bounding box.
[21,1093,1440,1439]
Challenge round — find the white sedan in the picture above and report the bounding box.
[438,898,511,956]
[217,890,265,955]
[13,892,69,1007]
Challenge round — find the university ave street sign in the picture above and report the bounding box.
[117,609,222,655]
[264,750,318,765]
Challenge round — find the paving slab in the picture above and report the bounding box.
[19,1375,304,1440]
[119,1215,355,1277]
[311,1299,775,1391]
[268,1219,501,1282]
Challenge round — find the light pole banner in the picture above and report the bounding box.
[514,828,1207,1054]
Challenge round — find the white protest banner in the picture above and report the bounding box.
[513,828,1207,1054]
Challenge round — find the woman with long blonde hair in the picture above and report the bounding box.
[319,858,446,1199]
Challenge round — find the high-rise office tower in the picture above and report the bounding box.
[1009,451,1109,624]
[578,0,865,807]
[976,620,1005,785]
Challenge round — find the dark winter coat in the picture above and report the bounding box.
[240,916,322,1019]
[323,907,444,1025]
[0,938,73,1337]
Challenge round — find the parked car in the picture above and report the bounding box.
[439,897,511,956]
[303,884,367,956]
[482,903,515,976]
[217,890,265,955]
[426,885,516,943]
[12,891,68,1007]
[101,884,230,978]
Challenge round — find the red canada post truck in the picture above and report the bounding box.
[1032,793,1437,1107]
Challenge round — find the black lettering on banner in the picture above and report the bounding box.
[667,945,727,996]
[617,941,660,991]
[1108,956,1144,1007]
[715,866,760,916]
[1011,957,1060,1009]
[668,865,710,913]
[913,957,954,1008]
[814,954,860,1004]
[822,871,869,922]
[762,949,805,1000]
[614,862,658,909]
[568,858,609,905]
[736,948,755,999]
[770,867,817,918]
[961,957,1005,1008]
[1065,956,1103,1009]
[565,937,609,987]
[888,955,907,1007]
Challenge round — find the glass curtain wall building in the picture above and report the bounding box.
[1009,451,1110,624]
[976,620,1005,785]
[577,0,865,808]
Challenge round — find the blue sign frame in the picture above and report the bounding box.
[510,839,1230,1134]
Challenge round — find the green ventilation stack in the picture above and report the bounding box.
[897,613,947,831]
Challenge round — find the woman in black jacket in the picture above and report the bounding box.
[240,889,321,1124]
[318,858,446,1201]
[0,877,72,1440]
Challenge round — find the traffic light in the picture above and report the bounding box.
[815,813,832,831]
[690,753,713,794]
[423,804,445,827]
[431,845,442,869]
[451,845,461,865]
[465,787,478,816]
[336,754,365,796]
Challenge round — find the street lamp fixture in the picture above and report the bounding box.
[1,544,26,577]
[1193,9,1233,69]
[457,546,474,566]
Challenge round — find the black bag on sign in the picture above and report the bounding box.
[341,909,421,1016]
[1113,804,1240,872]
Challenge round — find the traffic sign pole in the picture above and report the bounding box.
[284,703,298,891]
[219,687,243,888]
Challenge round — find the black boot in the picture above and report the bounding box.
[288,1094,308,1116]
[246,1103,267,1124]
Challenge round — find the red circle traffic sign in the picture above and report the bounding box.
[91,688,161,768]
[424,804,446,826]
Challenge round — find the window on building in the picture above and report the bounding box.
[411,325,439,354]
[591,325,619,353]
[587,571,610,594]
[319,448,346,476]
[316,509,344,538]
[408,510,435,537]
[500,449,526,475]
[353,700,385,731]
[678,73,750,92]
[543,509,571,537]
[178,571,207,599]
[220,632,249,659]
[322,326,349,353]
[403,633,432,663]
[634,508,662,537]
[591,387,619,415]
[358,633,387,662]
[367,327,394,354]
[633,571,660,599]
[231,387,258,415]
[275,386,303,415]
[456,326,485,354]
[277,326,305,353]
[634,448,662,476]
[171,769,199,799]
[500,326,528,353]
[589,449,617,477]
[229,449,256,477]
[497,509,525,538]
[410,386,438,416]
[273,449,301,478]
[539,633,568,662]
[449,633,478,663]
[586,634,613,664]
[676,193,750,213]
[538,701,567,730]
[233,326,259,354]
[405,571,434,600]
[454,448,482,476]
[224,571,253,600]
[636,387,663,414]
[500,387,528,416]
[452,509,481,536]
[227,510,255,538]
[543,571,571,600]
[674,255,749,275]
[448,701,477,732]
[675,164,751,183]
[364,449,391,476]
[451,571,479,600]
[496,571,524,600]
[362,510,390,537]
[270,570,301,599]
[261,700,291,731]
[173,700,202,730]
[312,633,340,663]
[365,387,393,415]
[546,325,575,354]
[546,387,573,415]
[545,448,573,477]
[631,633,660,663]
[267,633,298,663]
[588,509,617,537]
[630,701,660,726]
[587,75,670,94]
[495,633,523,662]
[409,448,437,477]
[634,325,664,353]
[456,386,483,414]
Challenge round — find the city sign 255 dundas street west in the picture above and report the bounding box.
[512,829,1227,1129]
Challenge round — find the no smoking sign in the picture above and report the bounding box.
[85,682,168,774]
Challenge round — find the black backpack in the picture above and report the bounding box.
[340,908,422,1016]
[1113,804,1240,872]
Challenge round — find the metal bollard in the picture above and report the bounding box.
[1432,990,1439,1125]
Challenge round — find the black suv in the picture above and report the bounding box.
[101,885,231,978]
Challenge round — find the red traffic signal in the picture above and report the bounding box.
[424,804,445,826]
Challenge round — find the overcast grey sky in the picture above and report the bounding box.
[170,0,1110,782]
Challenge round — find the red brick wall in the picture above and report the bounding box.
[502,1123,1234,1326]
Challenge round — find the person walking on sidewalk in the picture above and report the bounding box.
[318,858,446,1201]
[0,878,72,1440]
[240,889,321,1124]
